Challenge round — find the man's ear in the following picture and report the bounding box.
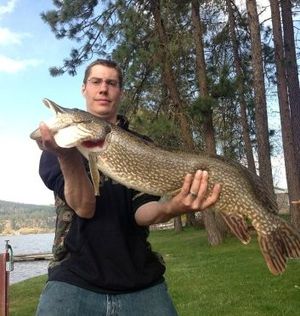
[81,84,86,96]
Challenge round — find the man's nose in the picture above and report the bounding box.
[99,82,109,92]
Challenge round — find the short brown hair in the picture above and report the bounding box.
[83,59,123,88]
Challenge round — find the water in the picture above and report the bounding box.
[0,233,54,284]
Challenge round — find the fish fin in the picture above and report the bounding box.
[258,233,287,275]
[88,153,100,196]
[219,212,251,244]
[257,221,300,275]
[43,98,66,114]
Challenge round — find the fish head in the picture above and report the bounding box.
[30,98,112,152]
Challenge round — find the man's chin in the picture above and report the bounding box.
[92,109,117,123]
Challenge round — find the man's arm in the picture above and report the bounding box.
[135,170,221,226]
[37,122,96,218]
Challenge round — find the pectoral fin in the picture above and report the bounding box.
[219,212,251,244]
[88,153,100,196]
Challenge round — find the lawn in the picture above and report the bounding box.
[9,228,300,315]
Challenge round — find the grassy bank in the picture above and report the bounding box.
[9,228,300,315]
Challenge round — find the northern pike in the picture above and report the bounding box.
[30,98,300,275]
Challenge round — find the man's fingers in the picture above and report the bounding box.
[195,170,208,202]
[39,122,52,139]
[178,170,221,211]
[180,173,193,196]
[200,183,222,210]
[189,170,203,197]
[37,122,61,152]
[169,170,221,216]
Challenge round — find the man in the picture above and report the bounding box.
[35,59,221,315]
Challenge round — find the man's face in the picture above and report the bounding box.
[81,64,122,123]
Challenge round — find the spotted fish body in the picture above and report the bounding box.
[30,98,300,275]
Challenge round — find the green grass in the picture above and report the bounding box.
[9,274,47,316]
[9,228,300,315]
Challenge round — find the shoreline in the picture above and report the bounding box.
[0,229,54,236]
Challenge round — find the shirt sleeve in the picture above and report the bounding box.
[39,150,65,200]
[131,190,161,213]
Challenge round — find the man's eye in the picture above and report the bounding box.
[91,79,101,85]
[88,78,119,87]
[107,80,118,87]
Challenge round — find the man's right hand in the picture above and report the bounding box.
[36,122,73,157]
[37,122,96,218]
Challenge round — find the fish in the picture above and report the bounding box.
[30,98,300,275]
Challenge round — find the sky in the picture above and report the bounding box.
[0,0,287,205]
[0,0,87,205]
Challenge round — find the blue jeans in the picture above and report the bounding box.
[36,281,178,316]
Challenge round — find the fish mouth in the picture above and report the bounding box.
[81,139,106,149]
[30,98,113,152]
[79,132,111,153]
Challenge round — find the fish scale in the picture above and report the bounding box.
[30,98,300,275]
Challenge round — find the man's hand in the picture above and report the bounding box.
[36,122,96,218]
[135,170,222,226]
[36,122,74,157]
[168,170,221,215]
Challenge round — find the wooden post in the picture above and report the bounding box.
[0,241,13,316]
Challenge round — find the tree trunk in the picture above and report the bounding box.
[270,0,300,219]
[150,0,197,228]
[280,0,300,229]
[191,0,224,245]
[174,216,183,232]
[246,0,275,196]
[150,0,194,150]
[226,0,256,174]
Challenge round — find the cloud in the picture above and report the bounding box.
[0,134,54,205]
[0,54,42,73]
[0,1,41,74]
[0,0,18,18]
[0,27,24,46]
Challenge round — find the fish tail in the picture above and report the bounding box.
[258,221,300,275]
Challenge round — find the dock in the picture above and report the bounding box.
[13,253,53,262]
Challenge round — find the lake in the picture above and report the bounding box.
[0,233,54,284]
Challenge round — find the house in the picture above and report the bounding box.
[275,187,289,214]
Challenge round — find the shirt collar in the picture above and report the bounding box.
[116,115,129,130]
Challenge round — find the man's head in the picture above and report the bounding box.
[82,59,123,123]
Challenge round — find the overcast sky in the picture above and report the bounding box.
[0,0,286,205]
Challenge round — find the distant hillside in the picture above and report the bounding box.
[0,200,55,235]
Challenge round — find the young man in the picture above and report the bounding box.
[35,59,221,315]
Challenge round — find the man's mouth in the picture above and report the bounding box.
[95,98,111,104]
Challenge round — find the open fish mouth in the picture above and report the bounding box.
[30,98,112,152]
[81,139,106,148]
[50,123,111,153]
